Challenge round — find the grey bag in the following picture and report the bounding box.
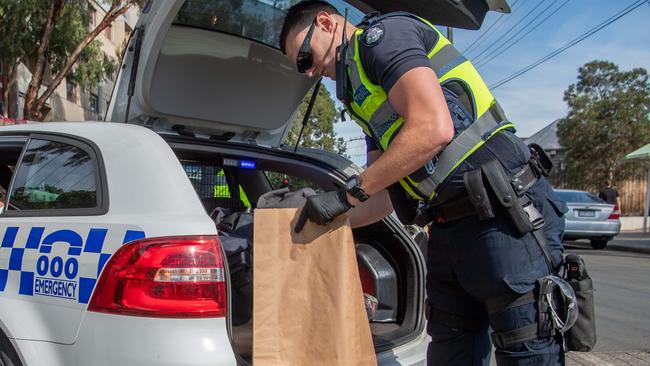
[564,254,597,352]
[256,187,316,208]
[566,278,597,351]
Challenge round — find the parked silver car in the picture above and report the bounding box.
[554,189,621,249]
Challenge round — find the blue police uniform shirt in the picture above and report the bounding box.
[358,14,530,203]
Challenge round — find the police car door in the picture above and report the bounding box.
[0,133,143,344]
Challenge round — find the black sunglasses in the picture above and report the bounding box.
[296,19,317,73]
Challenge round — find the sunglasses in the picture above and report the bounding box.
[296,19,317,73]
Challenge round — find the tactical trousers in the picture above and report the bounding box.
[425,177,568,366]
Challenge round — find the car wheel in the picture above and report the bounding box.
[590,239,608,249]
[0,330,23,366]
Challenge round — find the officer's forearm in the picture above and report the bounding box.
[351,119,451,203]
[348,189,393,228]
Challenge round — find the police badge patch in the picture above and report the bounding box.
[362,24,384,47]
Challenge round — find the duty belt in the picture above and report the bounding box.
[428,160,540,225]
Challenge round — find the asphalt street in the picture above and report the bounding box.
[563,234,650,365]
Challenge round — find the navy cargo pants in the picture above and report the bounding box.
[425,176,568,366]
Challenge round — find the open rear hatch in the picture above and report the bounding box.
[106,0,509,146]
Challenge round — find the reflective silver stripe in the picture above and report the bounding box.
[368,101,398,140]
[430,106,507,188]
[429,44,466,77]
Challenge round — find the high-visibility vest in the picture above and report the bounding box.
[345,13,515,201]
[214,170,251,208]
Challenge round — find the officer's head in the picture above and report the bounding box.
[280,1,351,79]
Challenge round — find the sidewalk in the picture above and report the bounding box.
[565,231,650,255]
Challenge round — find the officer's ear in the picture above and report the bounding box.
[315,11,336,34]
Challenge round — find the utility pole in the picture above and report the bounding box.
[447,27,454,43]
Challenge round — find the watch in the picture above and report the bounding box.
[345,175,369,202]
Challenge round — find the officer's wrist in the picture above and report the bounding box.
[346,192,360,207]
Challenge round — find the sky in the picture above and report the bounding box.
[330,0,650,166]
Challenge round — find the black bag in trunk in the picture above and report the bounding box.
[217,211,254,326]
[219,231,252,326]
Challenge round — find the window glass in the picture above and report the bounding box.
[265,171,323,193]
[0,138,27,214]
[182,163,251,208]
[89,93,99,113]
[554,191,604,204]
[173,0,364,49]
[9,139,97,210]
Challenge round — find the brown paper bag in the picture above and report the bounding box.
[253,208,377,366]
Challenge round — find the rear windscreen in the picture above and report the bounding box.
[555,191,604,204]
[172,0,364,49]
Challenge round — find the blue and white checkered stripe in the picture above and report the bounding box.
[0,226,145,304]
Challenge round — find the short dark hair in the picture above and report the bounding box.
[279,1,340,54]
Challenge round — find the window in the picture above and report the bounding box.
[89,93,98,113]
[9,139,97,210]
[0,137,27,214]
[66,79,77,102]
[554,191,604,204]
[106,25,112,41]
[265,171,322,193]
[182,163,251,208]
[172,0,363,49]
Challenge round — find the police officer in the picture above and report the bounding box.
[281,2,569,365]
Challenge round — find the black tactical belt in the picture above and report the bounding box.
[429,160,539,225]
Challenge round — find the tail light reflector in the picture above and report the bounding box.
[88,236,226,318]
[608,205,621,220]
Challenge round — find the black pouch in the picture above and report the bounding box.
[528,143,553,177]
[564,254,597,351]
[463,168,494,221]
[481,159,532,235]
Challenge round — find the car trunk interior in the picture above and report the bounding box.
[166,136,425,363]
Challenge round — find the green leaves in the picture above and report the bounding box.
[286,85,347,156]
[557,60,650,188]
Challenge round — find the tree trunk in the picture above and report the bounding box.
[1,53,7,117]
[23,0,65,121]
[30,1,136,120]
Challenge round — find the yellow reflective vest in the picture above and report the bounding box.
[345,13,515,202]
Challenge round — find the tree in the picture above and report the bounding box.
[264,85,347,192]
[284,84,347,155]
[0,0,141,121]
[557,60,650,189]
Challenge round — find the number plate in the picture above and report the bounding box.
[578,210,596,217]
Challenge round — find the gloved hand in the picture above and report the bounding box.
[294,189,353,233]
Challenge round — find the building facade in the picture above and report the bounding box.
[5,1,138,123]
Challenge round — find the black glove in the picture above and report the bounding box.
[294,189,353,233]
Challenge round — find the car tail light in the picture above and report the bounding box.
[608,205,621,220]
[88,236,226,318]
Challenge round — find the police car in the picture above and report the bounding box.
[0,1,508,365]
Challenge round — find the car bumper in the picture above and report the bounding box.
[14,313,237,366]
[377,329,429,365]
[564,219,621,239]
[14,311,428,366]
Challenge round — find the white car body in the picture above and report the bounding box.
[0,122,431,365]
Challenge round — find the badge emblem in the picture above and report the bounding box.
[363,24,384,47]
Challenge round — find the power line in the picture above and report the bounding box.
[463,0,520,54]
[490,0,649,90]
[471,0,548,61]
[475,0,568,68]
